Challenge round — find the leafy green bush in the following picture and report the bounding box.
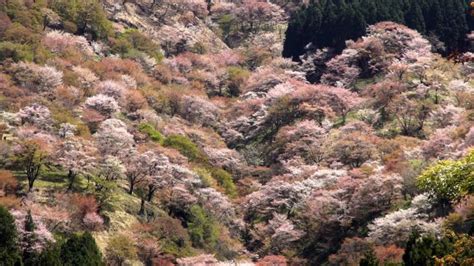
[403,232,453,266]
[51,0,112,40]
[3,22,40,44]
[110,29,163,62]
[0,206,22,265]
[0,41,34,61]
[163,135,207,163]
[195,168,217,188]
[187,205,219,250]
[60,232,104,266]
[2,0,44,30]
[217,14,236,43]
[226,66,249,96]
[417,150,474,206]
[145,216,193,257]
[211,168,237,198]
[138,123,164,144]
[105,234,138,265]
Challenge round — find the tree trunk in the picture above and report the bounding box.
[67,170,76,192]
[128,181,134,194]
[28,178,35,192]
[146,185,156,202]
[139,197,145,215]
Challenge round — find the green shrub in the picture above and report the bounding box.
[187,205,219,250]
[417,150,474,207]
[217,14,236,42]
[138,123,164,144]
[403,232,453,266]
[0,41,34,61]
[226,66,249,96]
[163,135,207,163]
[110,29,163,62]
[211,168,237,198]
[3,22,40,44]
[105,234,138,266]
[2,0,44,30]
[51,0,112,40]
[0,206,22,265]
[60,232,104,266]
[147,216,193,257]
[195,168,217,188]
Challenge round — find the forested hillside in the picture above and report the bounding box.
[283,0,473,59]
[0,0,473,265]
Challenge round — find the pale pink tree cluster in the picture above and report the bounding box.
[94,119,135,156]
[99,155,126,181]
[243,66,286,95]
[178,95,220,127]
[432,104,463,127]
[140,153,173,203]
[72,66,99,93]
[367,194,439,246]
[54,138,97,191]
[42,30,94,56]
[27,203,71,232]
[463,127,474,149]
[289,81,363,122]
[82,212,104,231]
[421,128,454,160]
[267,213,304,252]
[177,254,218,266]
[85,94,120,117]
[212,50,243,67]
[297,173,403,258]
[17,104,53,130]
[310,22,433,88]
[241,169,346,221]
[58,123,77,139]
[235,0,285,32]
[321,48,361,88]
[123,149,171,196]
[96,80,126,100]
[203,147,246,175]
[326,130,377,168]
[196,187,243,234]
[10,62,63,93]
[273,120,327,165]
[11,209,55,253]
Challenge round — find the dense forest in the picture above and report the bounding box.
[283,0,474,59]
[0,0,473,265]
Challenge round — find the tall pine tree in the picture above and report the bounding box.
[283,0,472,59]
[0,206,22,266]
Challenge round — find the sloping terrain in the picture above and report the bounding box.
[0,0,473,265]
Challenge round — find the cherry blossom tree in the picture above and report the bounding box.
[98,156,126,181]
[123,150,166,195]
[17,104,53,131]
[96,80,126,100]
[10,209,55,254]
[54,138,97,191]
[85,94,120,117]
[368,195,439,246]
[10,62,63,93]
[178,96,220,127]
[72,66,99,95]
[58,123,77,139]
[327,131,377,168]
[42,30,94,56]
[94,119,134,156]
[388,95,431,137]
[273,120,327,165]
